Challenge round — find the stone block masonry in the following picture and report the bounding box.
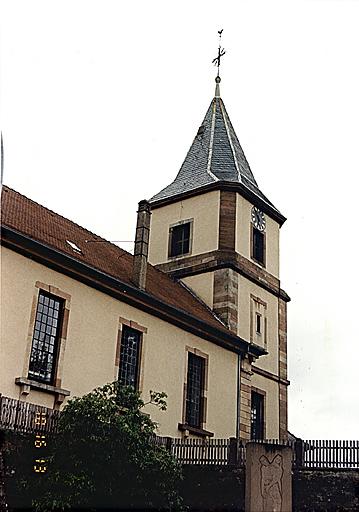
[213,267,238,332]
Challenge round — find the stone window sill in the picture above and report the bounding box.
[15,377,70,404]
[178,423,214,438]
[251,258,265,268]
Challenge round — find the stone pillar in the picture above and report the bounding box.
[132,200,151,290]
[213,268,238,333]
[245,442,292,512]
[239,354,253,440]
[278,298,288,440]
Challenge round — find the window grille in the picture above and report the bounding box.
[169,222,191,257]
[28,292,63,384]
[186,353,205,428]
[119,326,141,388]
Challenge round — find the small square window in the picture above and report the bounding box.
[169,222,192,258]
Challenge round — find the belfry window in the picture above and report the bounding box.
[28,291,64,384]
[169,221,192,258]
[252,227,265,265]
[119,326,142,389]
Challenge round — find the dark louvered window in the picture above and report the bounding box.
[119,326,141,389]
[28,292,63,384]
[169,223,191,257]
[253,227,265,264]
[251,391,264,440]
[186,353,205,428]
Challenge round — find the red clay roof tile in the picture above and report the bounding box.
[1,186,227,332]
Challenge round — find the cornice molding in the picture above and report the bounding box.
[155,249,291,303]
[252,365,290,386]
[150,181,286,226]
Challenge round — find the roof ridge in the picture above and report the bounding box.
[219,98,241,181]
[1,184,129,256]
[206,98,219,182]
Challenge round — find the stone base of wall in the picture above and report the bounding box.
[180,467,359,512]
[293,469,359,512]
[180,466,245,512]
[2,443,358,512]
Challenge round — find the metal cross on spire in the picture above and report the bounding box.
[212,29,226,78]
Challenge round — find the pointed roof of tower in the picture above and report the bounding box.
[150,79,285,224]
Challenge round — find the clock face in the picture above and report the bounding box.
[251,207,266,232]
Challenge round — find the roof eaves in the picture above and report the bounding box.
[2,225,265,357]
[150,181,286,226]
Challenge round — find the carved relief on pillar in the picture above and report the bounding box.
[245,442,292,512]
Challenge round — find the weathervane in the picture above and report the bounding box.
[212,29,226,78]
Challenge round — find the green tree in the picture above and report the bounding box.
[12,382,184,511]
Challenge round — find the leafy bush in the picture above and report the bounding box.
[6,382,184,511]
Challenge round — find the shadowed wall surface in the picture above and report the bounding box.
[179,467,358,512]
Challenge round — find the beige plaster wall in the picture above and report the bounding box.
[235,194,280,278]
[251,372,279,439]
[148,191,220,265]
[237,276,278,376]
[1,247,237,438]
[181,273,214,309]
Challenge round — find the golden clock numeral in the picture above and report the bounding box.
[34,459,47,473]
[35,411,47,426]
[35,434,47,448]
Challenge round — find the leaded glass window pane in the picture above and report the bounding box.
[118,327,141,388]
[170,223,190,257]
[28,292,63,384]
[186,353,204,428]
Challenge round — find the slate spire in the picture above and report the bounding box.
[150,78,283,219]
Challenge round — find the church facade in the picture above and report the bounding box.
[0,78,289,441]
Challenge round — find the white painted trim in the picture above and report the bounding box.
[206,101,219,182]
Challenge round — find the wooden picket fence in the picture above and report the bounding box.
[0,394,59,434]
[151,436,240,465]
[0,395,358,469]
[296,439,359,469]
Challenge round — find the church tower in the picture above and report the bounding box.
[148,76,290,441]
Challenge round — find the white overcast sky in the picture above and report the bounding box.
[1,0,359,439]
